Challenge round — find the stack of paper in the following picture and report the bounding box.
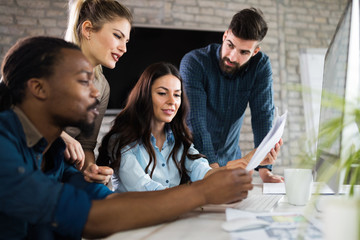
[246,110,288,171]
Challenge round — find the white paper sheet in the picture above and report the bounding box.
[246,110,288,171]
[224,208,323,240]
[263,182,335,195]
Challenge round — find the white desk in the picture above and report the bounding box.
[100,184,320,240]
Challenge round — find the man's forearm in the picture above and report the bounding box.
[83,182,205,238]
[82,168,253,238]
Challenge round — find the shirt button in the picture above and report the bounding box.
[36,155,41,161]
[51,222,58,228]
[17,167,25,174]
[162,163,165,167]
[166,180,169,183]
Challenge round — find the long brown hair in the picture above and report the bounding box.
[97,62,205,180]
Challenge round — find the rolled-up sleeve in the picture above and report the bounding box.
[62,163,113,199]
[53,163,113,237]
[185,144,212,182]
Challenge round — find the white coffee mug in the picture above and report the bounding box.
[284,168,313,206]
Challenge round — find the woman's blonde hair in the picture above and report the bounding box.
[65,0,133,78]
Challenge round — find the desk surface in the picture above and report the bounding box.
[99,184,321,240]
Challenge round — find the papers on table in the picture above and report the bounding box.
[263,182,335,195]
[224,208,323,239]
[263,182,358,195]
[246,110,288,171]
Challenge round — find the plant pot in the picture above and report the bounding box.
[322,196,360,240]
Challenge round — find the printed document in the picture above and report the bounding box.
[224,208,322,240]
[246,110,288,171]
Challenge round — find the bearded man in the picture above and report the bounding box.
[180,8,284,183]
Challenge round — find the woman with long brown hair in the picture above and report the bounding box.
[97,62,278,192]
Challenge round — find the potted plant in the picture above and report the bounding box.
[293,87,360,240]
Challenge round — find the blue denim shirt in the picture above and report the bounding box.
[180,44,274,168]
[0,108,113,240]
[110,128,212,192]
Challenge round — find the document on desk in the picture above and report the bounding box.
[224,208,322,240]
[263,182,335,195]
[246,110,288,171]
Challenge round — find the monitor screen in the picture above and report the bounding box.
[318,0,351,157]
[103,26,224,109]
[316,0,360,193]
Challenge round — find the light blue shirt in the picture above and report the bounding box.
[109,128,212,192]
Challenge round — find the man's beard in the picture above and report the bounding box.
[60,100,99,138]
[219,57,249,75]
[77,121,96,138]
[77,100,99,137]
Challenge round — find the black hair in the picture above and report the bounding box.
[0,36,80,111]
[229,7,268,41]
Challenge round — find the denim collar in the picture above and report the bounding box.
[149,124,175,147]
[13,106,44,148]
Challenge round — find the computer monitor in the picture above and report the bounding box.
[315,0,360,194]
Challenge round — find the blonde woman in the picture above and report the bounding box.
[63,0,132,183]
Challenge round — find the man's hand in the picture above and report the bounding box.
[61,131,85,171]
[258,138,283,183]
[226,158,248,169]
[259,168,284,183]
[83,163,114,184]
[205,158,254,179]
[225,148,256,170]
[209,162,220,168]
[259,138,283,166]
[198,168,253,204]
